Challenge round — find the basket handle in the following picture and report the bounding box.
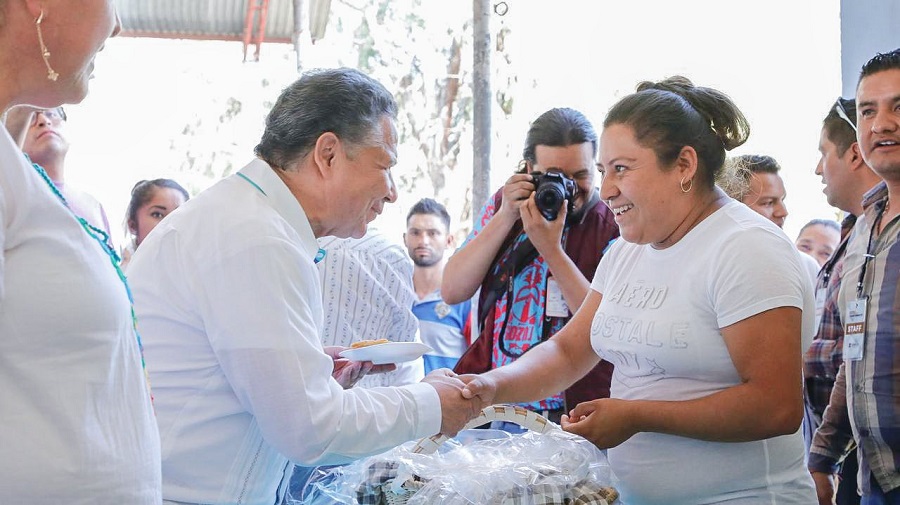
[411,405,559,454]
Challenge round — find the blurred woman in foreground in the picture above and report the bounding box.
[0,1,160,502]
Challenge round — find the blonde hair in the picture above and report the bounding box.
[717,157,753,201]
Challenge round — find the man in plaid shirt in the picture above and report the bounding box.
[809,48,900,505]
[804,96,882,505]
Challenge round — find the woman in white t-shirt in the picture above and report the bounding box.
[0,2,161,503]
[462,76,817,504]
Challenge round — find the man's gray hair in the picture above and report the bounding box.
[255,68,397,169]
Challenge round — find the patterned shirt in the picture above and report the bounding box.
[804,214,857,417]
[809,182,900,494]
[317,230,424,388]
[412,290,471,374]
[464,198,568,412]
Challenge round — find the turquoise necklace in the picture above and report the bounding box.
[29,160,150,383]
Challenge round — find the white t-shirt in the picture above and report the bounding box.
[55,180,113,239]
[317,230,424,387]
[0,129,160,503]
[129,159,441,505]
[799,250,821,284]
[590,201,816,504]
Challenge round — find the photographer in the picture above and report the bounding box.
[444,107,619,430]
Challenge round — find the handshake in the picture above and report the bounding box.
[326,348,501,437]
[421,369,496,436]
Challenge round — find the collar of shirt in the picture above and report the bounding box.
[414,289,445,305]
[238,158,320,263]
[861,180,888,211]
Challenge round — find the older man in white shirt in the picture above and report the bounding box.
[128,68,480,505]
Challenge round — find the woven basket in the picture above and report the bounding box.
[410,404,556,454]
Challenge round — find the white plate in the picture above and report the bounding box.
[339,342,433,365]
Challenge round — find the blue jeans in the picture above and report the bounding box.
[282,465,339,504]
[861,475,900,505]
[490,420,528,434]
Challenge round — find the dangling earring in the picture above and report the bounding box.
[35,9,59,81]
[680,176,693,193]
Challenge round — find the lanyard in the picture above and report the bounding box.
[819,232,850,288]
[855,200,888,299]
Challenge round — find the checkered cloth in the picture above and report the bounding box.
[353,460,618,505]
[354,461,399,504]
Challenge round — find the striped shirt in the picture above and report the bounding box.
[412,290,471,374]
[317,231,424,388]
[809,182,900,494]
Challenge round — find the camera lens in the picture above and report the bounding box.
[536,186,563,208]
[535,183,564,221]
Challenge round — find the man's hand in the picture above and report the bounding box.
[560,398,639,449]
[520,194,566,256]
[498,173,537,221]
[422,369,484,436]
[323,346,395,389]
[810,470,837,505]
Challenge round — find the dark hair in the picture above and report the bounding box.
[604,76,750,189]
[799,218,840,235]
[522,108,598,166]
[734,154,781,174]
[126,178,190,231]
[254,68,398,169]
[406,198,451,231]
[858,48,900,85]
[822,98,857,156]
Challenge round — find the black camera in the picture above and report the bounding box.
[532,171,575,221]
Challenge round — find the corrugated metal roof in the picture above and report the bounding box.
[117,0,297,43]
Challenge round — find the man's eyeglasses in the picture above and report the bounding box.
[833,98,857,133]
[29,107,66,127]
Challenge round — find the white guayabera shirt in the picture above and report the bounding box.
[129,158,441,505]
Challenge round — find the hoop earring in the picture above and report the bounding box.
[35,9,59,81]
[680,176,693,193]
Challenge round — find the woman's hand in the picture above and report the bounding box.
[459,372,499,408]
[561,398,639,449]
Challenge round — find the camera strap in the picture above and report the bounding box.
[477,221,538,326]
[477,188,600,356]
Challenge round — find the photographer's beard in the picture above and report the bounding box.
[566,187,600,226]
